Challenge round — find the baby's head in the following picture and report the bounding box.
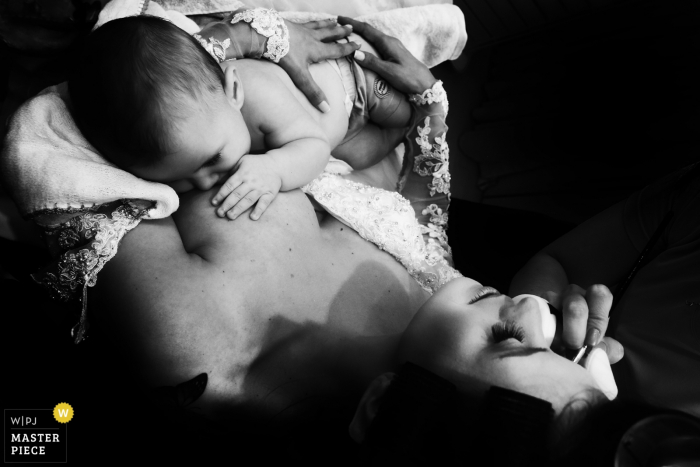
[70,15,250,192]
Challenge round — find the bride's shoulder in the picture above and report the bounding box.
[104,215,194,270]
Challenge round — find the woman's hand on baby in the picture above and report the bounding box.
[336,16,436,95]
[212,155,282,221]
[559,284,624,364]
[281,19,360,113]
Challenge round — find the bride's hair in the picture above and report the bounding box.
[362,363,561,466]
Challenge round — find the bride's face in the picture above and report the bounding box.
[397,278,602,414]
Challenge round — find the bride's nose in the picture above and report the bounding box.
[505,296,549,346]
[512,295,557,346]
[508,296,540,316]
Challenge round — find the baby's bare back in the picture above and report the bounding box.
[224,59,350,152]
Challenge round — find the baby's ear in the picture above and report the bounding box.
[348,372,397,444]
[223,63,244,110]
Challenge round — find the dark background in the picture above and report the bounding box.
[2,0,700,464]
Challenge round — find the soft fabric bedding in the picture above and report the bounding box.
[157,0,453,17]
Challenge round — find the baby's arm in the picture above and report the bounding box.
[214,65,330,220]
[260,104,330,193]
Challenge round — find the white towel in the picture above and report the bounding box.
[94,0,203,34]
[154,0,452,18]
[0,84,179,221]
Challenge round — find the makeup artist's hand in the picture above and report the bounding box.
[559,284,624,364]
[336,16,436,95]
[280,19,360,113]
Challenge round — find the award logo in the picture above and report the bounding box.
[52,404,73,424]
[4,403,71,463]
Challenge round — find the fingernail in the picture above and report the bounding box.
[354,50,365,61]
[217,209,224,216]
[318,101,331,113]
[597,340,608,353]
[212,199,218,206]
[344,24,353,30]
[586,328,601,346]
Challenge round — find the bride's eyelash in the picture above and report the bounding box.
[468,286,500,304]
[491,320,526,343]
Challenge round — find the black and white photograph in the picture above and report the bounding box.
[1,0,699,465]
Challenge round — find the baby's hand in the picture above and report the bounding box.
[212,154,282,220]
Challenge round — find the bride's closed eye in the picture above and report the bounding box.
[469,286,500,304]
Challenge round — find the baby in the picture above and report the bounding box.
[69,15,411,220]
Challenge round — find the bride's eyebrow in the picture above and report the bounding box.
[497,347,548,359]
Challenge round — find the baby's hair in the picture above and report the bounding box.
[69,15,226,168]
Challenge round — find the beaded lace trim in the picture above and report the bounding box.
[302,174,461,294]
[32,200,149,343]
[231,8,289,63]
[305,81,458,293]
[24,204,101,221]
[420,204,451,256]
[414,117,451,197]
[192,34,230,63]
[408,80,449,117]
[396,80,454,272]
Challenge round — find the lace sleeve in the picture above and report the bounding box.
[300,83,461,293]
[31,200,151,343]
[194,8,288,63]
[397,80,453,264]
